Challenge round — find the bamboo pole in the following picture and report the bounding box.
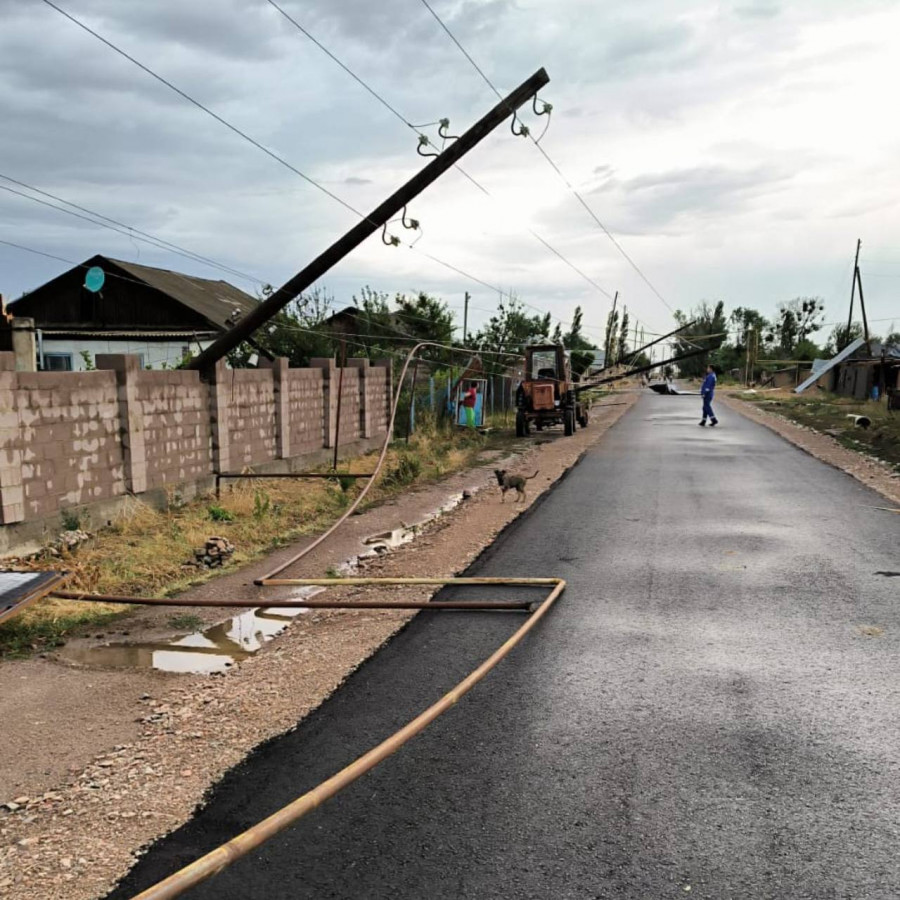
[128,577,566,900]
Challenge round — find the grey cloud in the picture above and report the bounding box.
[733,2,782,19]
[583,164,795,235]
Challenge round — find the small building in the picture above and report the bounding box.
[8,255,259,370]
[834,341,900,401]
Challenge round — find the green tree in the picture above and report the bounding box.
[603,307,619,366]
[616,307,630,364]
[793,338,822,361]
[775,297,825,354]
[471,294,551,375]
[672,301,727,377]
[392,291,456,363]
[227,286,335,368]
[824,321,863,356]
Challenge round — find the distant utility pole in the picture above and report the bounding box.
[846,238,860,347]
[463,292,469,343]
[847,238,871,356]
[745,328,752,385]
[186,67,550,373]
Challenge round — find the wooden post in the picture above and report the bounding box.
[846,238,861,350]
[406,356,420,443]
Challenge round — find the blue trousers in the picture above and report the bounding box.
[702,394,716,421]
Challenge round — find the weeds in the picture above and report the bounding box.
[253,490,271,521]
[207,504,235,523]
[167,613,204,631]
[2,418,518,658]
[737,391,900,470]
[0,609,123,658]
[60,508,83,531]
[382,454,422,487]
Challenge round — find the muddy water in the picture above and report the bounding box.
[60,490,474,675]
[60,588,323,675]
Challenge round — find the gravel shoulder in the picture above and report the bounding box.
[721,393,900,507]
[0,395,636,900]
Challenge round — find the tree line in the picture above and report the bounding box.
[669,298,899,379]
[230,286,611,377]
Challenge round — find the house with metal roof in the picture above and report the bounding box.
[7,255,258,370]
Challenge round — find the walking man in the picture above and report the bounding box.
[699,364,718,427]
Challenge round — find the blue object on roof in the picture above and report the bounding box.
[84,266,105,292]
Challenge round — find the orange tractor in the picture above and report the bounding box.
[515,343,589,437]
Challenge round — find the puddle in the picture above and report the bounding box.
[59,587,325,675]
[355,492,468,564]
[61,487,475,674]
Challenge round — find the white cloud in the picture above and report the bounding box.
[2,0,899,342]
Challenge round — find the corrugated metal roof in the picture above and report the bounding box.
[105,258,259,331]
[796,337,865,393]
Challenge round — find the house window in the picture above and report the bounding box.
[43,353,73,371]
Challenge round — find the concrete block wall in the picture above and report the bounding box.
[226,370,277,468]
[134,371,212,490]
[0,354,391,529]
[287,368,325,455]
[14,364,126,522]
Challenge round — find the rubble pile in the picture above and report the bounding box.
[189,536,235,569]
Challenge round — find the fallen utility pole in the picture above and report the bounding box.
[614,320,696,373]
[186,67,550,373]
[575,348,707,391]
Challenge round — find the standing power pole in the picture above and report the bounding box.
[744,328,752,386]
[845,238,861,350]
[463,292,470,343]
[186,67,550,373]
[856,265,872,357]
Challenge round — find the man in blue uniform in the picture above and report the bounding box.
[699,365,718,426]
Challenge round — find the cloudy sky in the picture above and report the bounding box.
[2,0,900,347]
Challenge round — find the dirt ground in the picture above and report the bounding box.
[721,393,900,507]
[0,394,636,900]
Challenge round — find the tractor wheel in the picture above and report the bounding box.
[564,408,575,436]
[578,412,589,428]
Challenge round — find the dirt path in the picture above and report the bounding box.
[0,394,636,900]
[721,393,900,506]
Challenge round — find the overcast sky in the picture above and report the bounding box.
[2,0,899,346]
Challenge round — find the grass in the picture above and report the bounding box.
[731,389,900,471]
[167,613,205,631]
[0,420,514,657]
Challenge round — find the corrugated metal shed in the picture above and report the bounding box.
[795,337,866,394]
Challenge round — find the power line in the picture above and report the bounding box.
[39,0,366,221]
[0,176,264,287]
[265,0,614,304]
[418,0,675,316]
[39,1,578,342]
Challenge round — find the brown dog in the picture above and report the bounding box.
[494,469,539,503]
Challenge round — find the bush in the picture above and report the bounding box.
[60,508,83,531]
[207,504,235,522]
[382,454,422,487]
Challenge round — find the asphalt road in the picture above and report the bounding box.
[108,394,900,900]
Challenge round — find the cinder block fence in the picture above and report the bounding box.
[0,352,391,541]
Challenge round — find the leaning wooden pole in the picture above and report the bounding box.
[186,67,550,373]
